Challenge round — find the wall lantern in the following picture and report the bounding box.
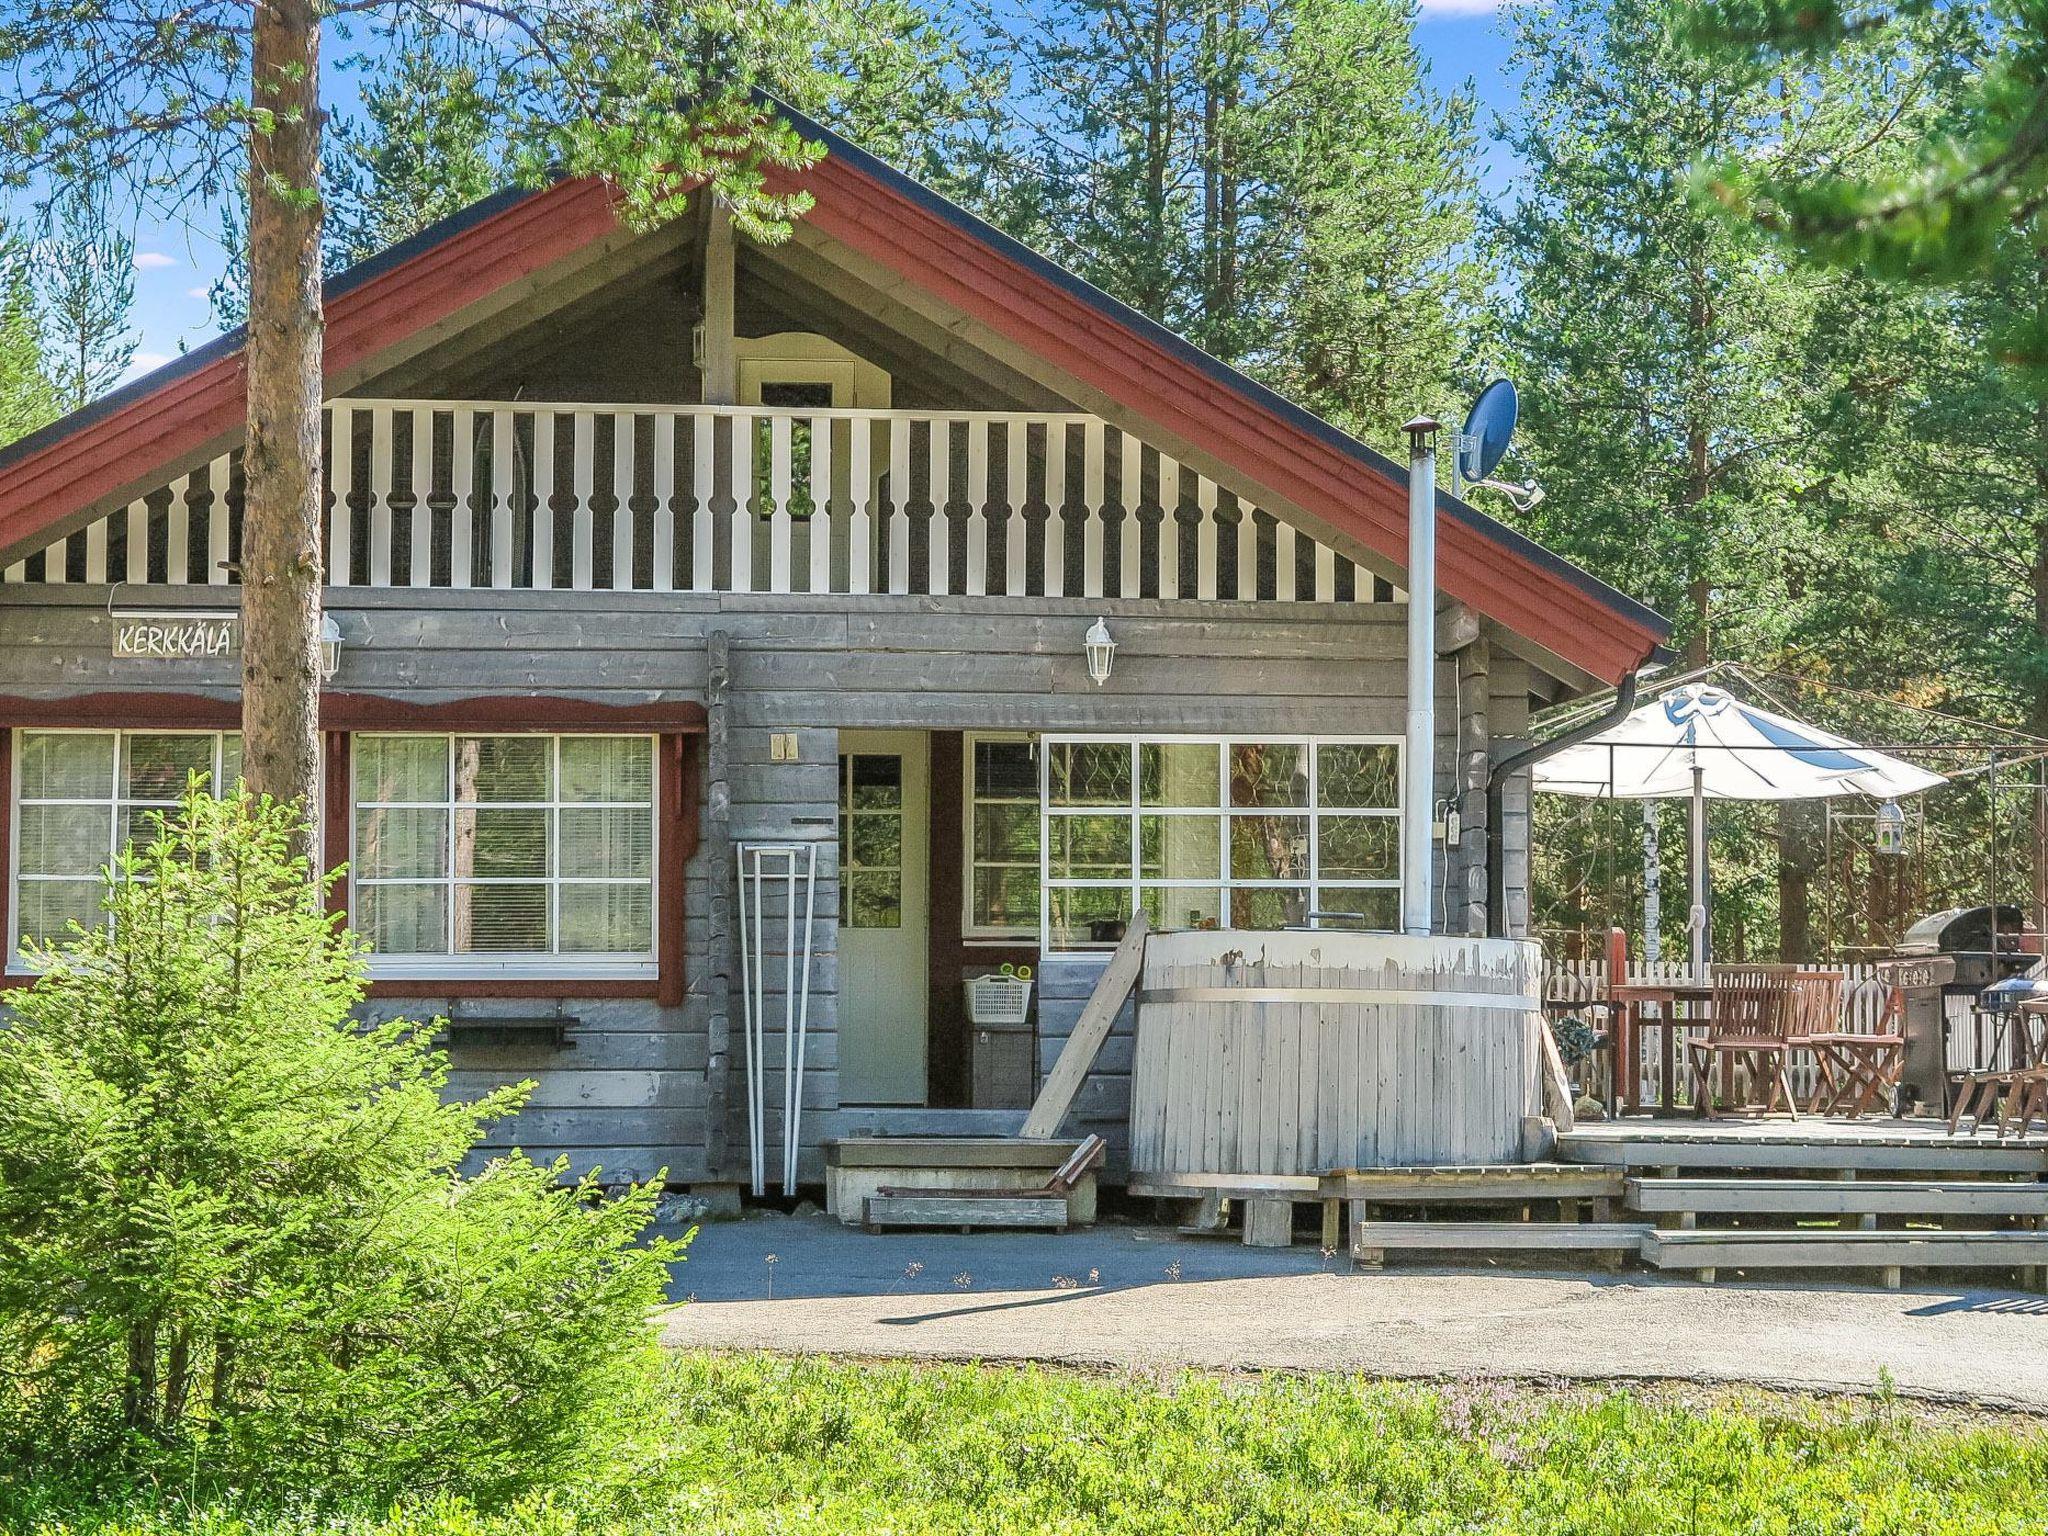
[320,613,343,682]
[1084,617,1116,686]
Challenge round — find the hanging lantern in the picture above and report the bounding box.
[1874,799,1908,856]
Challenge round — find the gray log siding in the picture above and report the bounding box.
[0,584,1535,1185]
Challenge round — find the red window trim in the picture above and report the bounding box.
[0,704,702,1006]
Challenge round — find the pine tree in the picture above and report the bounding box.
[1491,0,1924,666]
[34,177,137,408]
[0,233,57,445]
[1685,1,2046,376]
[968,0,1488,445]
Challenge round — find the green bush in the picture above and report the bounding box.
[0,788,681,1502]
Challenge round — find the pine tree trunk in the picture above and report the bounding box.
[1777,799,1817,962]
[2031,383,2048,941]
[241,0,326,860]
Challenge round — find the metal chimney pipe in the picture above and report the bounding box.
[1401,416,1441,937]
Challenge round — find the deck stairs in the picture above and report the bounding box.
[1339,1124,2048,1288]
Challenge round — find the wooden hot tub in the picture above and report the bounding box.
[1127,930,1545,1175]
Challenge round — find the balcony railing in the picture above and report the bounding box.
[16,401,1396,603]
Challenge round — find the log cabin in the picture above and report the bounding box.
[0,107,1668,1198]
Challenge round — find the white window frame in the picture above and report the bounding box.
[8,726,246,972]
[1037,733,1403,952]
[350,731,659,982]
[961,731,1040,942]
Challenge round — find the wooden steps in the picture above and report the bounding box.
[1626,1177,2048,1218]
[861,1193,1070,1232]
[1322,1164,1623,1204]
[1350,1220,1649,1267]
[1642,1227,2048,1285]
[1559,1129,2048,1175]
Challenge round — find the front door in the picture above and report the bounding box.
[837,731,929,1104]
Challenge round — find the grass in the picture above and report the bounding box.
[7,1354,2048,1534]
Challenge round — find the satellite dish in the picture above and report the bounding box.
[1459,378,1517,483]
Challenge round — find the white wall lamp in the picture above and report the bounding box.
[319,613,343,682]
[1084,617,1116,686]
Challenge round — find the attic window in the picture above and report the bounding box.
[758,381,836,410]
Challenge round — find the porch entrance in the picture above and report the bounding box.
[837,730,930,1104]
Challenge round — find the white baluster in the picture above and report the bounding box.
[1042,421,1067,598]
[1,559,20,583]
[43,532,66,583]
[612,411,636,589]
[807,413,833,594]
[495,408,520,589]
[1314,540,1336,602]
[326,407,352,586]
[1274,519,1296,602]
[1081,420,1105,597]
[691,413,715,592]
[886,416,911,594]
[1196,476,1218,600]
[1119,431,1143,598]
[410,408,435,586]
[530,410,555,589]
[965,421,988,596]
[367,409,393,586]
[167,471,193,586]
[1156,453,1180,600]
[1004,418,1028,596]
[652,412,675,592]
[85,517,107,584]
[207,454,233,584]
[1236,498,1258,600]
[848,416,874,594]
[569,410,594,590]
[767,412,793,593]
[450,407,476,588]
[726,412,754,592]
[926,417,951,594]
[125,498,148,584]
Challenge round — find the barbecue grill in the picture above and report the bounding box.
[1882,905,2041,1114]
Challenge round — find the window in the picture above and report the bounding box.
[12,729,242,958]
[1040,736,1400,949]
[352,734,655,975]
[838,752,904,928]
[965,734,1040,938]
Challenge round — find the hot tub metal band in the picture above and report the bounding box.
[1138,986,1534,1010]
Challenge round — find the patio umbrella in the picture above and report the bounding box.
[1532,684,1946,976]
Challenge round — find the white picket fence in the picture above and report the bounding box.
[14,400,1398,603]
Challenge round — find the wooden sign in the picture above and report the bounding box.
[112,611,239,662]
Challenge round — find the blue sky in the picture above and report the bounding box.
[118,0,1523,376]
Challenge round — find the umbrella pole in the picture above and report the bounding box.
[1690,766,1708,982]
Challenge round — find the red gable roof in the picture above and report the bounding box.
[0,118,1667,683]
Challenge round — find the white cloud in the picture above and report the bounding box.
[132,251,176,271]
[1415,0,1514,13]
[122,351,173,380]
[186,285,211,300]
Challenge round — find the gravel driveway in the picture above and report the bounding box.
[660,1209,2048,1411]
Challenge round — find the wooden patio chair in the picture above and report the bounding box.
[1950,998,2048,1138]
[1788,969,1904,1118]
[1686,964,1800,1118]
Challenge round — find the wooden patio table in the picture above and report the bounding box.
[1609,980,1714,1115]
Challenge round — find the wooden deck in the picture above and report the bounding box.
[1557,1116,2048,1174]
